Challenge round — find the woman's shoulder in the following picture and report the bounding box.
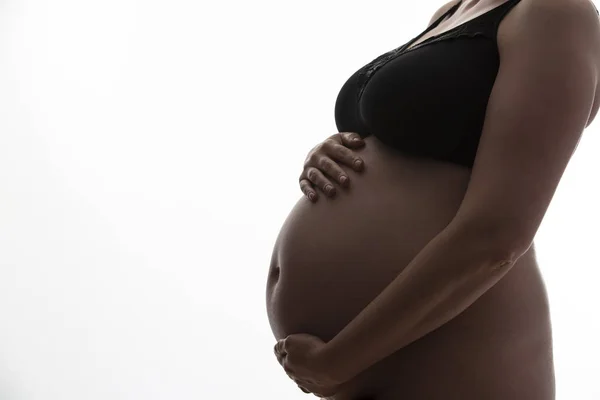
[427,0,462,26]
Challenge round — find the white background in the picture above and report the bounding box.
[0,0,598,399]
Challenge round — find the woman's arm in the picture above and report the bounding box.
[323,218,518,382]
[321,0,600,382]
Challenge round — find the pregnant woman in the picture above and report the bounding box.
[266,0,600,398]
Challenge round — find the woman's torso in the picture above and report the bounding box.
[265,0,563,397]
[266,136,554,399]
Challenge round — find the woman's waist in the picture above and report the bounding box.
[356,253,552,399]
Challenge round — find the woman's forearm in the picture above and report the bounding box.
[322,221,520,382]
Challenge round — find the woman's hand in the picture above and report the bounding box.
[299,132,366,202]
[274,333,344,398]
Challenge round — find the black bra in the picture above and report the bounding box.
[334,0,525,167]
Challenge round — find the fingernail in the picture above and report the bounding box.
[325,185,333,194]
[340,176,348,185]
[308,193,316,201]
[354,159,363,169]
[352,137,360,142]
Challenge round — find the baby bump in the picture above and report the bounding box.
[266,136,472,342]
[265,136,552,398]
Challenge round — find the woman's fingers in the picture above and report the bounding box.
[339,131,366,149]
[305,167,336,197]
[299,179,318,202]
[274,341,286,364]
[322,139,364,174]
[295,380,332,397]
[299,132,367,201]
[305,150,349,189]
[285,367,338,397]
[292,378,311,394]
[316,154,350,188]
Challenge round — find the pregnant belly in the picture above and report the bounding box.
[265,136,553,399]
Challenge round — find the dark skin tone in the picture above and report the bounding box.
[271,134,553,399]
[269,0,600,398]
[298,132,367,204]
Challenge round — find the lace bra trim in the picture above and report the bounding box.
[355,27,489,103]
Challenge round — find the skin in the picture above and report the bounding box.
[269,136,552,400]
[267,0,600,398]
